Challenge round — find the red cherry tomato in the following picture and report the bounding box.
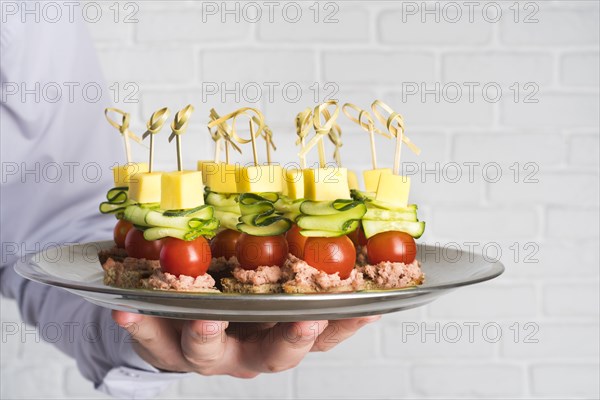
[124,228,163,260]
[303,236,356,279]
[160,237,212,277]
[285,224,308,259]
[366,231,417,264]
[235,234,288,270]
[113,219,133,248]
[210,229,241,259]
[348,224,368,247]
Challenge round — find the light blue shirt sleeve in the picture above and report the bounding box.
[0,13,187,399]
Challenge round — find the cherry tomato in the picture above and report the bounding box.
[347,224,368,247]
[124,228,163,260]
[113,219,133,248]
[285,224,308,259]
[303,236,356,279]
[210,229,242,259]
[235,234,288,270]
[160,236,212,277]
[366,231,417,264]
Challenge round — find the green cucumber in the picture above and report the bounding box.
[163,204,213,218]
[300,199,362,215]
[369,199,418,211]
[237,219,291,236]
[297,204,366,232]
[145,210,218,230]
[240,213,287,227]
[299,222,359,238]
[214,210,241,231]
[362,219,425,239]
[205,191,238,207]
[215,205,240,213]
[99,201,132,215]
[106,187,128,202]
[143,227,213,241]
[124,206,152,227]
[363,207,418,222]
[274,198,303,215]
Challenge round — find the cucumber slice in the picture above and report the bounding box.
[237,219,291,236]
[99,201,132,215]
[124,206,151,227]
[214,210,241,231]
[214,205,240,214]
[363,208,418,222]
[369,200,418,211]
[143,227,213,241]
[299,222,359,238]
[163,204,213,218]
[273,198,303,215]
[239,201,274,217]
[297,204,366,232]
[362,220,425,239]
[205,191,238,207]
[300,199,363,215]
[106,187,129,202]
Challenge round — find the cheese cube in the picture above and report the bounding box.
[347,170,359,191]
[129,172,162,204]
[236,165,283,193]
[375,174,411,207]
[282,168,304,199]
[160,171,205,210]
[112,162,149,187]
[198,161,238,193]
[363,168,392,193]
[303,167,351,201]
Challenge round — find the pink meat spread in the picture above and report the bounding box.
[358,259,424,289]
[231,265,283,285]
[142,270,216,292]
[282,255,364,291]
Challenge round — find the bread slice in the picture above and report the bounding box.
[362,275,425,291]
[282,282,357,294]
[221,277,282,294]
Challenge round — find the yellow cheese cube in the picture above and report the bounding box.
[112,162,148,187]
[347,170,359,191]
[198,162,238,193]
[160,171,205,210]
[129,172,162,204]
[375,174,411,207]
[303,167,351,201]
[282,168,304,199]
[363,168,392,193]
[236,165,283,193]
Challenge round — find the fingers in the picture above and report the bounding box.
[250,320,329,373]
[311,316,381,352]
[111,310,189,372]
[180,320,231,375]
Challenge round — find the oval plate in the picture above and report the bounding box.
[15,241,503,322]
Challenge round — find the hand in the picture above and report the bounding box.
[112,311,380,378]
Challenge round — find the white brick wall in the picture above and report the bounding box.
[1,1,598,399]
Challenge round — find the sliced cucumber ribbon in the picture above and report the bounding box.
[297,200,367,237]
[123,204,219,241]
[236,193,292,236]
[350,189,425,239]
[99,187,134,218]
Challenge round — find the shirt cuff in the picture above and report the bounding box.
[97,328,191,399]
